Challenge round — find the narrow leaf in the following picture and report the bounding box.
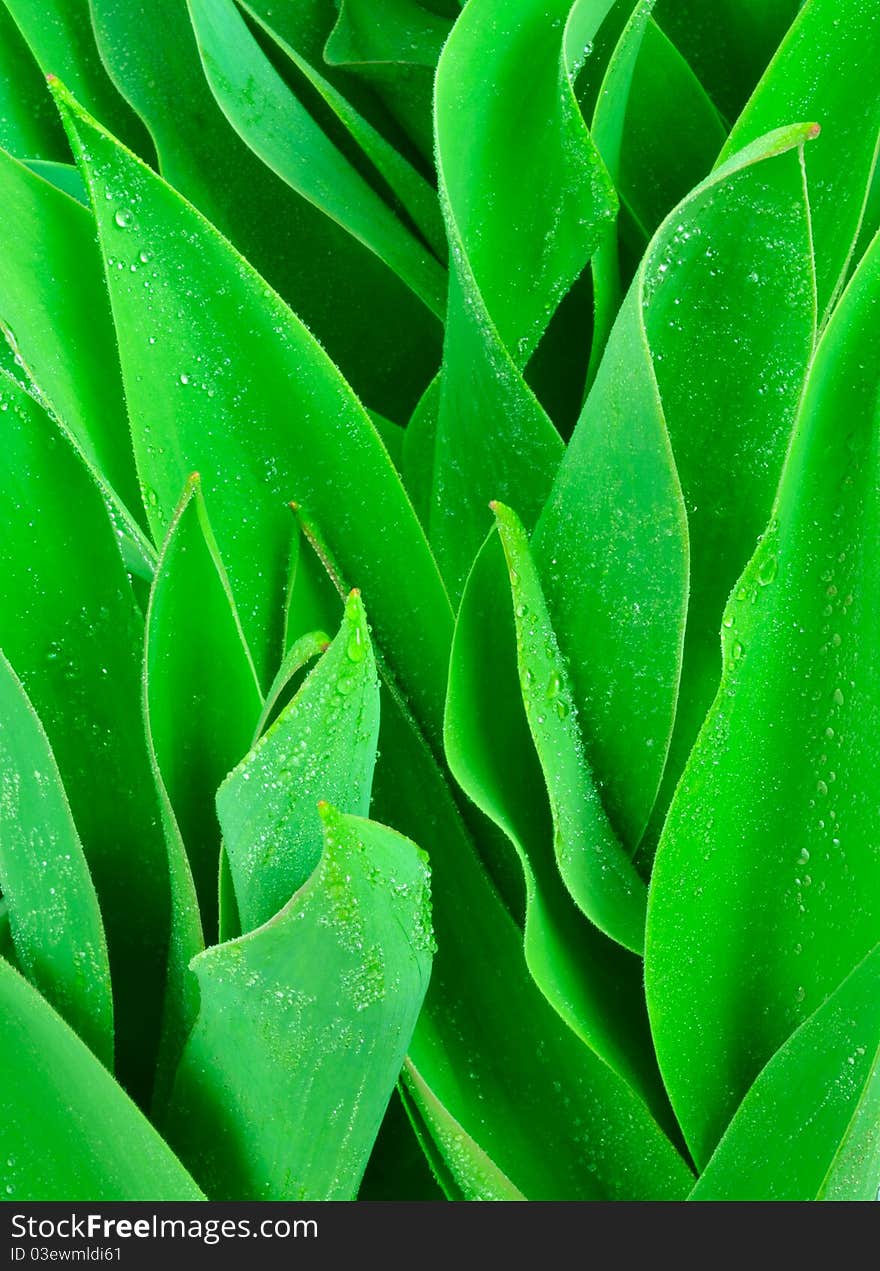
[146,475,263,942]
[0,651,112,1066]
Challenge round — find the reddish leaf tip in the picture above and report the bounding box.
[808,122,821,139]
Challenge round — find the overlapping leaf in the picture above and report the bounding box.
[0,372,169,1102]
[535,125,816,853]
[0,651,112,1066]
[90,0,440,419]
[690,945,880,1201]
[167,805,433,1200]
[54,83,452,729]
[0,961,202,1201]
[219,591,379,934]
[646,229,880,1167]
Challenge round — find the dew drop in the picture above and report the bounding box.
[757,554,777,586]
[114,207,134,229]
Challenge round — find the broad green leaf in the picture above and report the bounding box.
[219,592,379,934]
[0,960,203,1201]
[493,504,647,953]
[374,690,694,1199]
[0,3,67,157]
[430,0,618,596]
[0,373,169,1102]
[720,0,880,323]
[446,529,665,1112]
[402,1061,526,1201]
[187,0,445,315]
[55,84,453,732]
[2,0,151,154]
[691,945,880,1201]
[89,0,440,420]
[646,229,880,1168]
[534,126,815,853]
[654,0,800,123]
[166,804,433,1200]
[0,651,112,1066]
[0,144,146,539]
[146,476,262,942]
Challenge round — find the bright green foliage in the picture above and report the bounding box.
[0,0,877,1204]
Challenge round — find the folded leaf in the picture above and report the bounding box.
[0,960,203,1201]
[691,945,880,1201]
[146,475,262,942]
[219,591,380,934]
[166,804,433,1200]
[0,651,112,1066]
[402,1061,525,1201]
[646,229,880,1167]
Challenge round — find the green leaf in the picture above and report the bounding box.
[492,504,647,954]
[187,0,445,315]
[402,1061,526,1201]
[720,0,880,323]
[429,0,618,596]
[0,651,112,1066]
[446,528,666,1112]
[0,3,67,158]
[646,229,880,1168]
[691,945,880,1201]
[613,18,727,243]
[146,475,262,942]
[654,0,799,123]
[0,145,146,539]
[0,372,169,1103]
[253,629,329,740]
[2,0,152,154]
[22,157,87,203]
[0,960,203,1201]
[535,125,815,854]
[54,82,453,734]
[218,591,380,934]
[374,690,694,1199]
[89,0,440,420]
[166,804,433,1200]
